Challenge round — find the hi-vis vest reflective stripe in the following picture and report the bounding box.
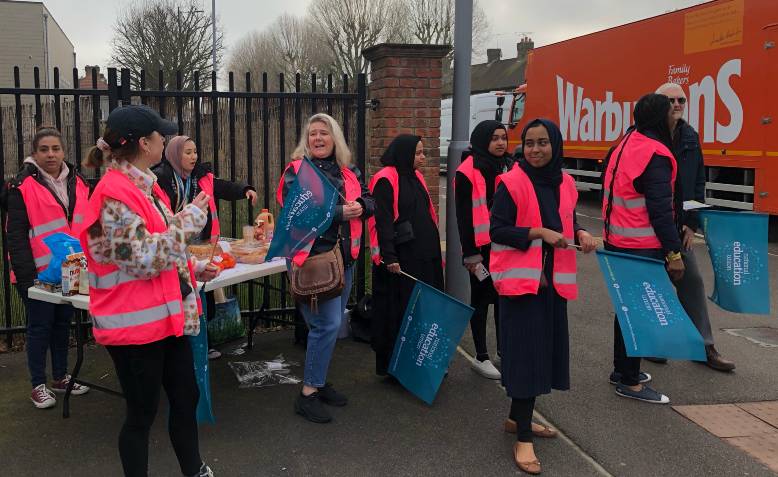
[366,166,438,265]
[197,173,220,240]
[12,174,89,282]
[276,160,363,266]
[601,131,678,249]
[79,169,198,346]
[490,167,579,300]
[455,156,491,247]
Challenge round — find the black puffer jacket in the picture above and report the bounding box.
[152,159,254,241]
[1,161,90,291]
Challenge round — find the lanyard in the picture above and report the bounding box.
[174,173,192,213]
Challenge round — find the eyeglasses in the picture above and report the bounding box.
[668,97,687,105]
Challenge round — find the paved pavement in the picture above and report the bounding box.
[1,190,777,476]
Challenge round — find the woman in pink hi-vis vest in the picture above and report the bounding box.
[4,127,91,409]
[490,118,596,474]
[81,105,218,477]
[278,113,375,425]
[454,120,516,381]
[368,134,442,380]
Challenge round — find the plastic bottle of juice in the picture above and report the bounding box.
[257,209,275,242]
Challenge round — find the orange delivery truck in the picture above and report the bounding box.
[504,0,778,213]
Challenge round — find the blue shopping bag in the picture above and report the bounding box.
[188,291,215,424]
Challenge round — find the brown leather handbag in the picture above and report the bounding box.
[290,241,345,312]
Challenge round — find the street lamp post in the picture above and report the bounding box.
[445,0,473,303]
[212,0,217,77]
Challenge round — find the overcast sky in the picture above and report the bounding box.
[36,0,708,71]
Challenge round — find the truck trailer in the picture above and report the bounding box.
[505,0,778,213]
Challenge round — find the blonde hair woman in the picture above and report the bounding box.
[277,113,375,423]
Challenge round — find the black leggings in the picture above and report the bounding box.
[107,336,202,477]
[470,283,500,360]
[510,397,536,443]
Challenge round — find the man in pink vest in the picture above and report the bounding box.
[602,93,684,405]
[455,120,516,380]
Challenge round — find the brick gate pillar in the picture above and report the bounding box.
[362,43,451,214]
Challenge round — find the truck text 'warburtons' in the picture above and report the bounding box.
[506,0,778,214]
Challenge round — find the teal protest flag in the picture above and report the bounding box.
[389,280,474,405]
[700,210,770,315]
[596,250,706,361]
[266,158,339,262]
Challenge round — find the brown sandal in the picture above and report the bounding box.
[513,442,542,475]
[504,419,558,438]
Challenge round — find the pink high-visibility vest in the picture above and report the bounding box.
[490,167,579,300]
[366,166,437,265]
[10,174,90,282]
[79,169,200,346]
[601,131,677,249]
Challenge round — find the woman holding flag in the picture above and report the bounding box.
[367,134,443,379]
[602,93,684,405]
[278,113,375,424]
[490,118,596,474]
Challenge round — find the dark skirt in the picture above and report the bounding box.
[498,282,570,399]
[371,256,444,376]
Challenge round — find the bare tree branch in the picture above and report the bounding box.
[109,0,225,90]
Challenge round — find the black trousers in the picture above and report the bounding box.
[613,316,642,386]
[106,336,201,477]
[605,243,665,387]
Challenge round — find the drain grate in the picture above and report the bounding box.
[723,327,778,348]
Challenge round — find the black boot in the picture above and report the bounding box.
[294,392,332,423]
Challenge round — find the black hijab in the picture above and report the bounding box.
[519,118,564,187]
[469,120,509,174]
[380,134,421,175]
[634,93,673,150]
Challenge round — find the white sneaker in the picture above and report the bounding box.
[30,384,56,409]
[208,349,222,360]
[471,358,501,379]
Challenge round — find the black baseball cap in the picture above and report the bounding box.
[105,105,178,148]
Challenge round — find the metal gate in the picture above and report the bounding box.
[0,66,368,346]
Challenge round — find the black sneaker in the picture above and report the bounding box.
[294,392,332,423]
[318,383,348,407]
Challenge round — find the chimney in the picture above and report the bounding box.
[85,65,100,77]
[486,48,502,63]
[516,37,534,62]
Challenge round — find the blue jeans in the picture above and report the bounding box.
[21,293,73,387]
[298,265,353,388]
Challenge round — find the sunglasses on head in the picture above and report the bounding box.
[669,97,687,105]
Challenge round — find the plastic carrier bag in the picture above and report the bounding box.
[38,232,82,285]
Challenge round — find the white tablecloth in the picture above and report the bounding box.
[27,259,288,309]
